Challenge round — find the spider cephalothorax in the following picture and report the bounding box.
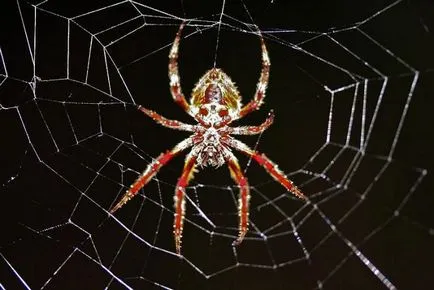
[110,22,306,254]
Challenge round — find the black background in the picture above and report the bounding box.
[1,0,434,289]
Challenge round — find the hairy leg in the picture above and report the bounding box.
[239,28,270,118]
[138,105,195,132]
[228,138,306,199]
[226,110,274,135]
[226,152,251,246]
[168,22,192,115]
[173,153,197,254]
[110,138,193,214]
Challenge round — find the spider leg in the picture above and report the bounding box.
[239,28,270,118]
[110,138,193,214]
[173,152,197,254]
[226,110,274,135]
[169,22,193,116]
[227,138,306,199]
[225,152,251,246]
[138,105,195,132]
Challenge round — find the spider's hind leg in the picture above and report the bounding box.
[168,22,192,116]
[238,27,270,119]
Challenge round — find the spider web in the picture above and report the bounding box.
[1,0,433,289]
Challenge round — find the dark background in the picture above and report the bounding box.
[1,0,434,289]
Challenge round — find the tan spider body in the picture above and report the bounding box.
[110,23,306,254]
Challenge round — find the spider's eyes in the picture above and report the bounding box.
[205,84,222,104]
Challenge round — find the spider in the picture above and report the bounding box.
[110,22,306,254]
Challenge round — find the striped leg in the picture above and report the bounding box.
[228,138,306,199]
[226,153,251,246]
[174,153,197,254]
[138,106,194,132]
[110,138,193,214]
[239,29,270,118]
[168,22,192,115]
[227,110,274,135]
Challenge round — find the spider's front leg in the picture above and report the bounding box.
[109,138,193,214]
[228,138,306,199]
[225,152,251,246]
[173,152,197,254]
